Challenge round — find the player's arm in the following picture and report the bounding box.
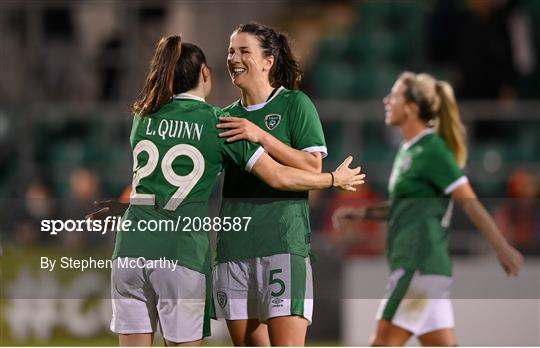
[331,202,390,231]
[251,153,364,191]
[85,200,128,221]
[217,116,322,172]
[452,182,523,276]
[259,128,322,172]
[359,202,390,221]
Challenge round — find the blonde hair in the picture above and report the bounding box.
[399,72,468,168]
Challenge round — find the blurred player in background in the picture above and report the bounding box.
[91,35,364,347]
[495,168,540,254]
[333,72,523,346]
[214,23,327,346]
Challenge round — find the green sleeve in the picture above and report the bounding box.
[130,114,144,146]
[221,139,265,172]
[213,105,265,171]
[210,106,227,122]
[289,92,327,157]
[423,142,466,195]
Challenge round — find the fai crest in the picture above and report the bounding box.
[264,114,281,130]
[216,291,227,309]
[401,154,412,172]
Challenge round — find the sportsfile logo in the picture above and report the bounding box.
[41,216,252,235]
[41,217,123,235]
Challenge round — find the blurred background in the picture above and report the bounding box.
[0,0,539,346]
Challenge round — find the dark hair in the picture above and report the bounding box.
[234,23,302,90]
[132,36,208,116]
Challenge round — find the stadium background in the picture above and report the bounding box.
[0,0,539,346]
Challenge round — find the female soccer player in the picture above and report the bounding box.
[332,72,523,346]
[107,35,364,347]
[213,23,328,346]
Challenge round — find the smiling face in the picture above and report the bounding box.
[383,79,410,126]
[227,32,274,89]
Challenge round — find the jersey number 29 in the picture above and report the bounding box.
[130,139,204,211]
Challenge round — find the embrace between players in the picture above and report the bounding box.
[88,22,523,347]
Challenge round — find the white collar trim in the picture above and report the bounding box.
[403,128,435,150]
[241,86,285,112]
[173,93,205,102]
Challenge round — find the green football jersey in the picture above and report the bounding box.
[113,95,263,275]
[217,87,327,262]
[387,129,467,276]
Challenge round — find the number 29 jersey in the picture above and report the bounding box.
[113,96,263,275]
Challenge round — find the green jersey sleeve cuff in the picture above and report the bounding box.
[444,176,468,195]
[245,146,267,172]
[302,146,328,158]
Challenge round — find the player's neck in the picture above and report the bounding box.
[183,87,206,101]
[401,121,429,142]
[240,81,275,106]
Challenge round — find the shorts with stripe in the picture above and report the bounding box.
[213,253,313,323]
[110,258,211,343]
[376,268,454,336]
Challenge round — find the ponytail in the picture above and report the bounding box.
[399,72,468,168]
[435,81,468,168]
[271,33,302,90]
[132,36,182,116]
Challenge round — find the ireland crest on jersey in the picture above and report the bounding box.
[264,114,281,130]
[400,154,412,172]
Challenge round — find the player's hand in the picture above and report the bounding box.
[496,244,524,277]
[332,206,366,231]
[332,156,366,191]
[85,200,128,221]
[217,116,267,143]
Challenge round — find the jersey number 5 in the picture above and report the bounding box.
[130,139,205,211]
[269,268,286,297]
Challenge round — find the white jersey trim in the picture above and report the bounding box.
[402,128,435,151]
[444,176,468,195]
[173,93,205,102]
[245,146,267,172]
[302,146,328,158]
[241,86,285,112]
